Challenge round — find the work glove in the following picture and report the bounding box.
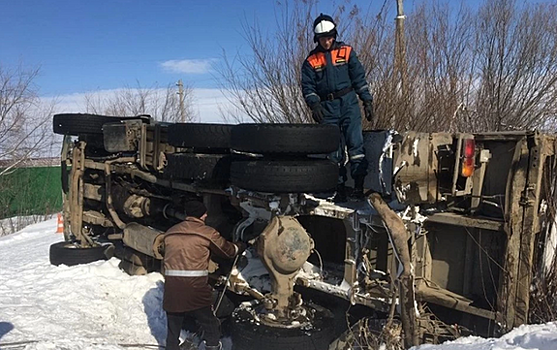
[363,100,374,122]
[310,102,325,123]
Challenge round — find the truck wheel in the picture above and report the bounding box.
[230,304,335,350]
[164,153,232,183]
[49,242,109,266]
[230,160,338,193]
[53,113,144,135]
[230,124,340,155]
[167,123,233,150]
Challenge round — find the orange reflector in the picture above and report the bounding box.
[461,138,475,177]
[461,157,475,177]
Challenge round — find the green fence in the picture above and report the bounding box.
[0,166,62,219]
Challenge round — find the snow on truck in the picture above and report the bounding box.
[50,113,557,349]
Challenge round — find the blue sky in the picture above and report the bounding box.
[2,1,269,95]
[0,0,544,121]
[1,0,392,97]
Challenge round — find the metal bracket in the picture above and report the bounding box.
[519,184,536,207]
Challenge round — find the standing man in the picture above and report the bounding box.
[301,13,374,202]
[163,201,245,350]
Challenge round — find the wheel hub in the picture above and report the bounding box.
[235,302,317,329]
[257,216,314,319]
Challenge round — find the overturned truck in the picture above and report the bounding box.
[51,113,557,349]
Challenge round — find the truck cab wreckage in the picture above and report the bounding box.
[51,113,557,349]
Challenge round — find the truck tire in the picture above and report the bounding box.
[165,153,232,183]
[167,123,233,150]
[231,304,335,350]
[49,241,109,266]
[230,160,338,193]
[53,113,143,135]
[230,124,340,154]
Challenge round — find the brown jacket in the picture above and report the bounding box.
[163,217,239,312]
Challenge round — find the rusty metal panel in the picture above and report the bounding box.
[69,141,92,246]
[394,132,453,204]
[414,234,432,281]
[426,212,505,232]
[425,223,468,293]
[514,134,545,328]
[495,134,556,330]
[83,183,103,201]
[394,132,432,203]
[497,137,529,331]
[82,210,114,227]
[122,222,165,258]
[103,120,142,152]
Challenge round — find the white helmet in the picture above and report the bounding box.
[313,14,337,43]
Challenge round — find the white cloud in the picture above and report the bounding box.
[41,87,245,124]
[33,87,249,158]
[192,88,249,124]
[160,59,215,74]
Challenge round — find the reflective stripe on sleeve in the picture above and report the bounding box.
[165,269,208,277]
[350,154,365,160]
[357,86,370,93]
[304,92,319,99]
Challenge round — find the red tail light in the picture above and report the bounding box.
[461,138,475,177]
[464,138,475,158]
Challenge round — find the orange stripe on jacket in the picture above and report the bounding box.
[308,52,326,69]
[331,46,351,65]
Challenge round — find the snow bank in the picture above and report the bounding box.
[0,215,55,237]
[0,218,166,350]
[413,322,557,350]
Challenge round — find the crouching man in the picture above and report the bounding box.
[163,201,245,350]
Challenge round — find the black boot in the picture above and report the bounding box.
[350,175,366,200]
[333,184,348,203]
[203,341,222,350]
[179,339,199,350]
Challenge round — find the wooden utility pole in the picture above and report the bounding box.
[394,0,408,128]
[176,79,185,122]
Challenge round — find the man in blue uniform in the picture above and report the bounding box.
[301,14,374,202]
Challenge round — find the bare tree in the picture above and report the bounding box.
[217,0,557,133]
[390,0,557,133]
[402,2,475,132]
[0,64,55,176]
[84,81,196,122]
[217,0,378,124]
[217,1,313,123]
[346,1,393,130]
[471,0,557,131]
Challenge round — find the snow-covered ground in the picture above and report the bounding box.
[0,218,167,350]
[0,215,55,237]
[1,218,556,350]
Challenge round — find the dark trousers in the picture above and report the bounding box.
[322,92,368,184]
[166,306,221,350]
